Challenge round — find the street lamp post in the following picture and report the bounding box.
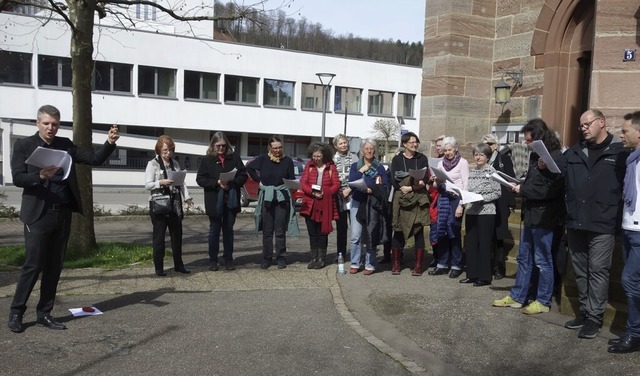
[316,73,336,144]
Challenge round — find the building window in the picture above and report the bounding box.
[0,51,31,85]
[138,66,176,97]
[301,83,331,111]
[224,75,258,104]
[93,61,132,93]
[398,93,415,118]
[334,87,362,114]
[184,71,220,101]
[368,90,393,116]
[135,0,157,20]
[264,79,294,108]
[38,55,71,88]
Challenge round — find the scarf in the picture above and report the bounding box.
[624,148,640,212]
[356,157,381,179]
[442,152,461,172]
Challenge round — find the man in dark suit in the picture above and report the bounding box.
[7,104,119,333]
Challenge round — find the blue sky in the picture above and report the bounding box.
[272,0,426,42]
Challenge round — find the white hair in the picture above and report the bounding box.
[442,136,457,148]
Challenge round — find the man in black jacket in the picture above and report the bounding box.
[7,105,119,333]
[563,109,629,339]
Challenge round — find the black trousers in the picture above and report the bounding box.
[305,216,328,250]
[11,207,72,317]
[335,209,349,254]
[151,212,184,270]
[261,200,289,261]
[464,214,495,281]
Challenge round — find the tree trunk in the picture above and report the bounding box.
[68,0,98,256]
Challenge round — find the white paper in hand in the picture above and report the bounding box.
[348,178,369,191]
[167,170,187,186]
[408,167,427,180]
[218,168,237,182]
[25,146,73,180]
[529,140,561,173]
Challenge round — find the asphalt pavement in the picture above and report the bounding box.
[0,210,639,375]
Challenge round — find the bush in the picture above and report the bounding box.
[93,205,113,217]
[0,191,19,218]
[117,205,149,216]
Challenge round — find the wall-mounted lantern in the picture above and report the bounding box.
[494,70,524,105]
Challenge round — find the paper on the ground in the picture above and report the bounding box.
[408,167,428,180]
[529,140,561,173]
[283,178,301,190]
[488,171,519,189]
[430,165,454,183]
[348,178,369,191]
[69,307,103,317]
[167,170,187,186]
[25,146,72,180]
[218,168,237,182]
[445,181,484,204]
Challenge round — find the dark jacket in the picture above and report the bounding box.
[564,135,629,234]
[196,151,248,217]
[520,150,565,228]
[492,150,517,238]
[11,132,116,225]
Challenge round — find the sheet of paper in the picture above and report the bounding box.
[488,172,518,189]
[529,140,561,173]
[408,167,428,180]
[430,165,454,183]
[348,178,369,191]
[167,170,187,186]
[429,157,442,168]
[25,146,73,180]
[283,178,301,190]
[69,307,103,317]
[445,181,484,204]
[218,168,237,182]
[494,170,521,184]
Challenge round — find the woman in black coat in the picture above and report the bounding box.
[482,133,517,279]
[196,132,248,271]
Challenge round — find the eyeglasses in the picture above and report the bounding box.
[161,148,173,153]
[406,141,420,145]
[579,118,601,129]
[270,146,283,150]
[214,144,227,148]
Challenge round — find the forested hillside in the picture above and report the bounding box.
[213,1,423,67]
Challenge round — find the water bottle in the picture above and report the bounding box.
[337,252,346,275]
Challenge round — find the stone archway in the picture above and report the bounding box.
[531,0,595,147]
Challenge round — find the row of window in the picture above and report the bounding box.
[0,51,416,117]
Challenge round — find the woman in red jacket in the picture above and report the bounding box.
[300,142,341,269]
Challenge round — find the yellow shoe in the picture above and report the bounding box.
[523,300,550,315]
[492,295,523,308]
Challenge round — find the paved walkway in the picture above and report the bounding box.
[1,215,639,375]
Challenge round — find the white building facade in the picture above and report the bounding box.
[0,6,421,187]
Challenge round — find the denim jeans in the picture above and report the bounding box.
[349,200,376,270]
[622,230,640,337]
[435,217,463,270]
[208,207,237,263]
[510,226,554,306]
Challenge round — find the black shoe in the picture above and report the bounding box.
[224,260,236,271]
[564,315,586,330]
[379,255,391,264]
[459,277,477,284]
[174,266,191,274]
[609,336,625,346]
[449,269,463,279]
[155,269,167,277]
[428,267,449,276]
[37,315,66,330]
[277,259,287,269]
[578,319,601,339]
[260,260,271,269]
[608,334,640,353]
[8,312,24,333]
[494,270,504,280]
[209,262,219,271]
[473,280,491,287]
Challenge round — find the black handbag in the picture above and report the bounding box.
[150,194,172,215]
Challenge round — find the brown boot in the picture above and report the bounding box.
[392,248,401,275]
[412,248,424,276]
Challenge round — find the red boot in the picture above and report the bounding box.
[412,248,424,276]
